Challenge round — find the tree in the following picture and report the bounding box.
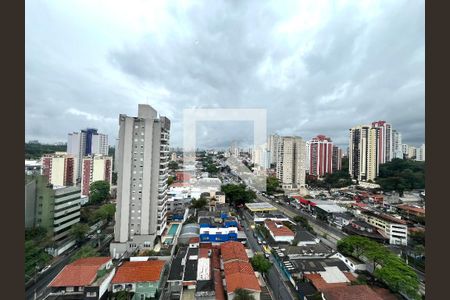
[191,197,208,209]
[70,223,90,243]
[168,161,179,171]
[112,172,118,185]
[70,245,99,262]
[266,176,280,195]
[95,203,116,222]
[233,288,256,300]
[221,184,256,207]
[293,216,314,233]
[167,176,174,186]
[250,254,272,274]
[89,180,111,204]
[375,159,425,194]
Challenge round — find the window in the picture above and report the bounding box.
[66,287,74,292]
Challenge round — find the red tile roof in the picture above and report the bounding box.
[397,204,425,214]
[112,260,165,284]
[264,219,295,237]
[305,272,356,291]
[199,248,210,258]
[322,285,384,300]
[221,241,249,263]
[214,269,226,300]
[188,237,200,244]
[224,261,255,275]
[211,248,221,270]
[225,272,261,293]
[49,257,111,287]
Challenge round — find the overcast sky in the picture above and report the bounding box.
[25,0,424,150]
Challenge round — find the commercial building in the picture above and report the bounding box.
[348,125,380,182]
[359,210,408,245]
[41,152,77,187]
[110,104,171,258]
[308,135,334,177]
[48,257,115,300]
[264,219,295,243]
[198,213,239,243]
[81,155,113,197]
[25,178,83,256]
[67,129,108,179]
[111,260,166,299]
[332,146,342,172]
[275,136,306,190]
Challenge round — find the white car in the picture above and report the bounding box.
[39,265,51,274]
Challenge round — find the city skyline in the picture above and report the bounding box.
[25,0,424,149]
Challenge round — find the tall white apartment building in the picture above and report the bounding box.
[275,136,306,190]
[349,125,380,182]
[416,144,425,161]
[110,104,170,258]
[252,145,269,169]
[392,130,403,159]
[41,152,77,187]
[268,134,280,167]
[305,141,310,172]
[91,133,109,155]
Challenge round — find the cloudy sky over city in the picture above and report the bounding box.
[26,0,424,149]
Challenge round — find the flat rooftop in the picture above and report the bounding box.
[245,202,277,212]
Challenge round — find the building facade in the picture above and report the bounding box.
[332,146,342,172]
[349,125,380,182]
[416,144,425,161]
[309,135,333,177]
[41,152,77,187]
[275,136,306,190]
[110,104,171,258]
[81,155,113,197]
[67,129,109,179]
[371,121,392,163]
[392,130,403,159]
[268,134,280,167]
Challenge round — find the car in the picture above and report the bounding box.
[262,241,267,245]
[39,265,51,274]
[257,239,262,245]
[264,253,270,258]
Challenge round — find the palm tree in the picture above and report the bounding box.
[234,288,256,300]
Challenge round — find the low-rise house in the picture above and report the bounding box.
[264,219,295,243]
[221,241,261,300]
[111,260,166,300]
[48,257,115,300]
[359,209,408,245]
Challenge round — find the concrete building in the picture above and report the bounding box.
[81,155,113,197]
[25,159,41,175]
[309,135,333,177]
[264,219,295,243]
[371,121,392,163]
[305,141,311,172]
[48,257,115,300]
[332,146,342,172]
[251,145,269,170]
[67,129,109,179]
[392,130,403,159]
[268,134,280,167]
[110,104,171,258]
[416,144,425,161]
[41,152,77,187]
[349,125,380,182]
[25,175,82,250]
[275,136,306,190]
[359,210,408,245]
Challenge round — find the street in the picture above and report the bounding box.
[240,211,298,300]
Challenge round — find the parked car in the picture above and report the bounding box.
[264,253,270,259]
[39,265,51,274]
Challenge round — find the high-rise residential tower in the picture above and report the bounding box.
[41,152,77,187]
[67,128,109,179]
[332,146,342,172]
[392,130,403,159]
[309,135,333,177]
[372,121,392,163]
[275,136,306,190]
[81,155,113,197]
[110,104,170,258]
[349,125,380,182]
[268,134,280,167]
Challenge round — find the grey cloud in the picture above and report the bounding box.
[26,0,424,149]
